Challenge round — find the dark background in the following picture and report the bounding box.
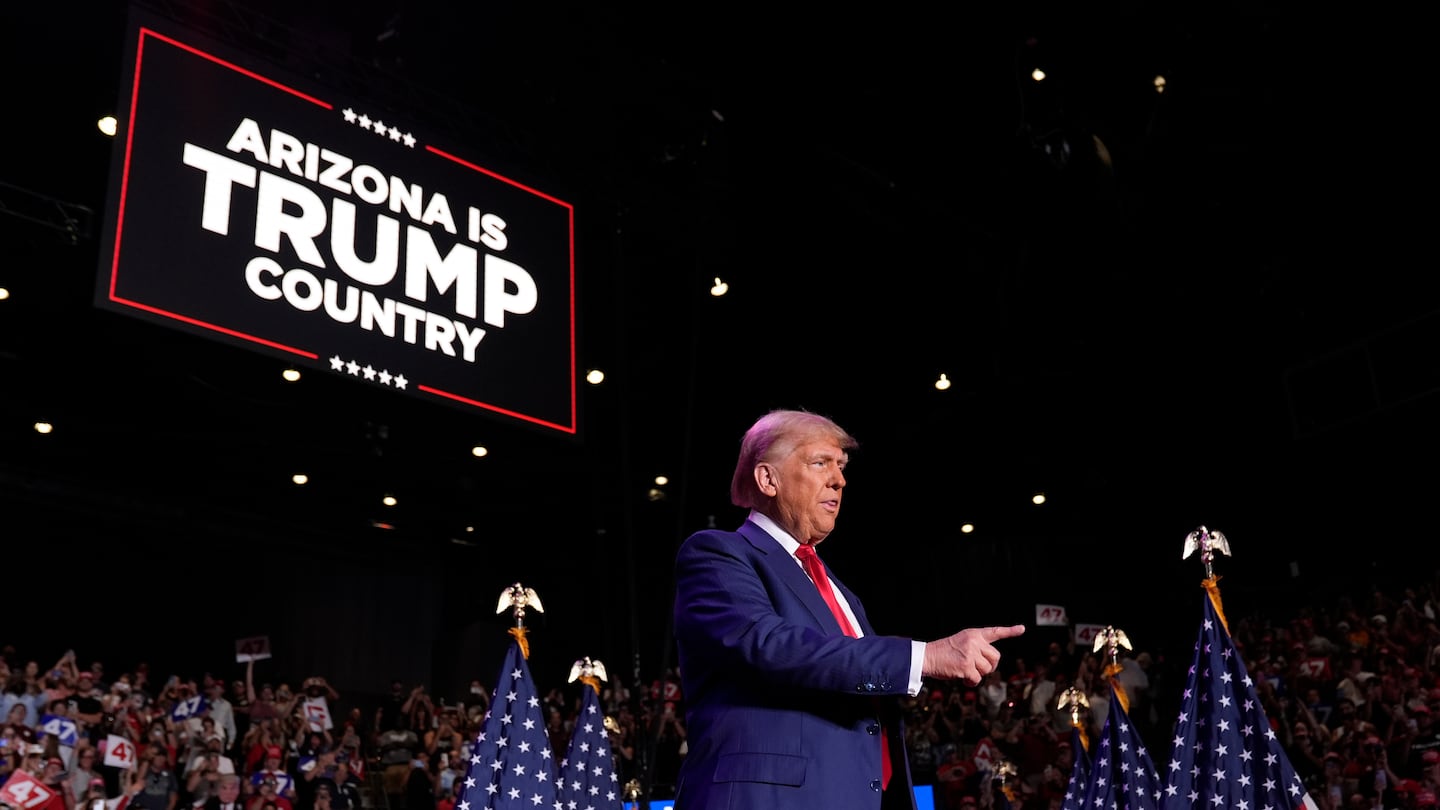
[2,0,1435,704]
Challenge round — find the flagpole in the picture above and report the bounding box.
[1181,525,1231,633]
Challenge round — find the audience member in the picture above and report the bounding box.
[14,567,1440,809]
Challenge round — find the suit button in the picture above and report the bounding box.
[867,724,880,735]
[870,779,882,791]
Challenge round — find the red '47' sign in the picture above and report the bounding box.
[2,771,56,809]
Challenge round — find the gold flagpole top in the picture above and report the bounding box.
[1183,526,1231,632]
[568,656,608,694]
[497,582,545,658]
[1093,625,1133,713]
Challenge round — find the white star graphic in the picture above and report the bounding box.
[358,114,372,130]
[403,132,416,147]
[363,365,376,380]
[346,360,360,375]
[389,126,401,140]
[379,369,393,385]
[394,373,410,390]
[373,119,387,133]
[342,108,357,123]
[329,354,344,370]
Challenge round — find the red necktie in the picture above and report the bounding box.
[795,543,892,789]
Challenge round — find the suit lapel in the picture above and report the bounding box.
[739,519,853,635]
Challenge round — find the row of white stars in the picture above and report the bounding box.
[329,355,408,389]
[341,107,417,147]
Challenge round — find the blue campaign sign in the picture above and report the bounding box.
[38,715,79,747]
[171,695,208,721]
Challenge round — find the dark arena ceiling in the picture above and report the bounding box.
[2,0,1436,680]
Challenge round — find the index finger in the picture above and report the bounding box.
[985,624,1026,640]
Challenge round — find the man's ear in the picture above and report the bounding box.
[753,463,778,497]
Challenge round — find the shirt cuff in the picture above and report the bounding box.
[907,640,926,695]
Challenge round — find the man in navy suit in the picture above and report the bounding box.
[672,409,1026,810]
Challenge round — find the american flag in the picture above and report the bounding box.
[1062,724,1092,810]
[1160,593,1317,810]
[556,680,622,810]
[1084,681,1162,810]
[456,638,559,810]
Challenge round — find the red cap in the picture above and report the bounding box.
[266,746,283,759]
[1418,791,1438,807]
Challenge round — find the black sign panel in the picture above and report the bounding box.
[96,10,577,435]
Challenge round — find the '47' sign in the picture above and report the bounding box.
[104,734,138,770]
[1034,604,1069,627]
[2,771,56,809]
[38,714,78,747]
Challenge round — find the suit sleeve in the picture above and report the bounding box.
[673,529,913,696]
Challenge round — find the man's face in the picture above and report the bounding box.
[760,436,847,545]
[218,781,241,802]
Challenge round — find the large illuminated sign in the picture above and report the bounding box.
[96,9,577,434]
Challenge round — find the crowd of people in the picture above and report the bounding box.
[5,575,1440,810]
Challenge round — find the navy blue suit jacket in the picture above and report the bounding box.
[672,519,917,810]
